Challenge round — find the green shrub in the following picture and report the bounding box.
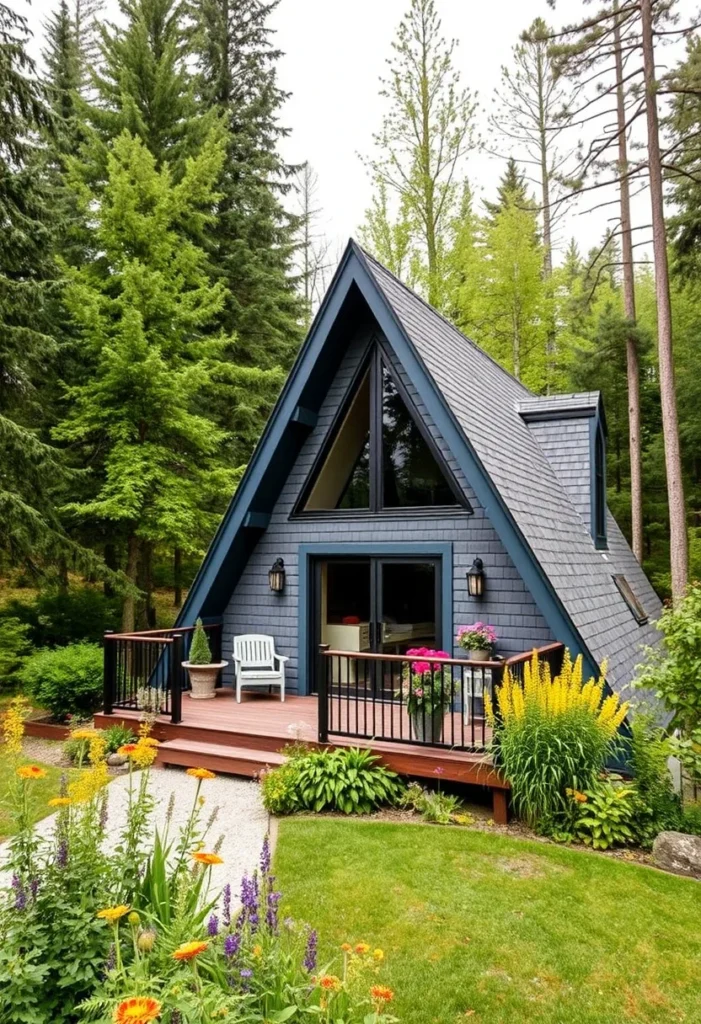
[0,586,120,648]
[400,782,467,824]
[63,723,136,764]
[261,747,403,816]
[627,714,681,846]
[0,617,33,688]
[188,617,212,664]
[680,802,701,836]
[572,777,637,850]
[488,650,628,828]
[19,643,103,721]
[260,759,303,815]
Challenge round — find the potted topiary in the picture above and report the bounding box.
[457,623,497,662]
[182,619,228,700]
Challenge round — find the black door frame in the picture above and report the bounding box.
[311,554,442,695]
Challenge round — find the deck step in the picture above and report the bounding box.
[156,738,286,777]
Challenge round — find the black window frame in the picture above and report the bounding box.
[592,419,608,550]
[612,574,648,625]
[292,338,470,517]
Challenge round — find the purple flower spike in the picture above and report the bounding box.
[240,968,253,978]
[57,838,68,868]
[30,878,39,900]
[224,933,241,959]
[222,883,232,928]
[11,875,26,911]
[104,944,116,975]
[208,914,219,937]
[260,836,271,876]
[303,928,317,973]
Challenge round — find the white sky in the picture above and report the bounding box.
[13,0,699,270]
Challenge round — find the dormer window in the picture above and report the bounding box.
[296,342,467,514]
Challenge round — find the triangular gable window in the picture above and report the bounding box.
[299,343,467,513]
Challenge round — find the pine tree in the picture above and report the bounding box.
[0,2,69,568]
[190,0,303,370]
[90,0,207,173]
[54,130,235,628]
[483,158,538,232]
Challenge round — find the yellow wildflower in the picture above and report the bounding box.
[186,767,216,780]
[48,797,71,808]
[2,696,29,756]
[97,905,130,923]
[69,761,109,803]
[70,728,98,742]
[17,764,46,780]
[372,948,384,961]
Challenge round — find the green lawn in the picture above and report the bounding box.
[275,819,701,1024]
[0,751,69,839]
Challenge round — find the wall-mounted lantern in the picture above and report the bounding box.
[268,558,286,594]
[466,557,485,598]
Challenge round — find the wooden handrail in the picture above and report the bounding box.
[321,649,504,668]
[321,641,565,670]
[105,623,219,641]
[504,642,565,667]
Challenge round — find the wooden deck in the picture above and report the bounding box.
[94,688,510,822]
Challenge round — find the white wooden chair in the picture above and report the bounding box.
[233,634,288,703]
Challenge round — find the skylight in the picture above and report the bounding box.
[612,575,648,625]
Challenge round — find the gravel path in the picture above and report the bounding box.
[0,766,270,901]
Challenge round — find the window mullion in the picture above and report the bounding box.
[370,348,383,511]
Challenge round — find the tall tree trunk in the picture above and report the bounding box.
[121,534,140,632]
[420,7,438,307]
[537,49,557,394]
[641,0,688,602]
[614,0,644,564]
[173,546,183,608]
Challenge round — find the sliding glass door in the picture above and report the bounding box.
[312,556,441,695]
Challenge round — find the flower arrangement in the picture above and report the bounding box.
[457,622,497,654]
[402,647,454,714]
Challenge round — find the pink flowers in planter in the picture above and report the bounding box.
[457,623,498,652]
[406,647,452,675]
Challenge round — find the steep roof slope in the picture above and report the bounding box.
[358,246,661,699]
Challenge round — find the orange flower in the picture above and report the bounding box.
[186,767,216,780]
[48,797,71,807]
[17,765,47,780]
[97,905,131,923]
[340,942,352,952]
[191,851,224,866]
[319,975,342,992]
[118,744,139,756]
[253,944,262,957]
[172,940,208,961]
[370,985,395,1004]
[113,996,162,1024]
[354,942,371,954]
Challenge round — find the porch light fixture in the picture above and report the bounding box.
[466,557,485,598]
[268,558,286,594]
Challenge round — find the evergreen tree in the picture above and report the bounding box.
[91,0,207,173]
[0,2,68,568]
[54,130,235,629]
[483,157,536,227]
[190,0,303,371]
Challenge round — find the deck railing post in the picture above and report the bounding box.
[103,630,115,715]
[171,634,183,725]
[318,644,329,743]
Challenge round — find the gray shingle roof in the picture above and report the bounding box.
[518,392,601,418]
[357,245,661,697]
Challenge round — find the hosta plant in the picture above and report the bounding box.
[486,649,628,828]
[571,777,637,850]
[293,747,404,814]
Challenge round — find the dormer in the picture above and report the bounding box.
[518,392,608,550]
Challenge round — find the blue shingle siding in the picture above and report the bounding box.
[527,418,593,531]
[222,329,553,692]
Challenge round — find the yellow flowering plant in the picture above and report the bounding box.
[486,649,629,829]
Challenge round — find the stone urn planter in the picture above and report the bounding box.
[464,649,491,662]
[183,617,227,700]
[183,660,228,700]
[410,708,445,744]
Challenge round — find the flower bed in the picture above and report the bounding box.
[0,697,399,1024]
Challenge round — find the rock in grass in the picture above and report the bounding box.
[653,831,701,879]
[107,753,128,767]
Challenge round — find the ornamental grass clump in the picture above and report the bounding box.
[486,649,629,829]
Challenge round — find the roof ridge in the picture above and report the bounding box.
[352,239,533,398]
